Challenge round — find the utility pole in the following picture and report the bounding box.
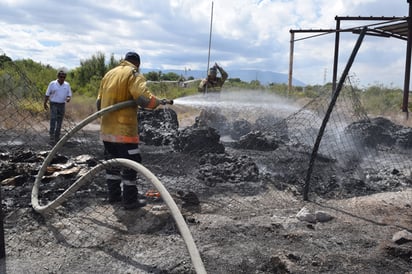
[205,1,214,94]
[288,31,295,95]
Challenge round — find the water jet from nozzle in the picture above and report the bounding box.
[173,90,300,118]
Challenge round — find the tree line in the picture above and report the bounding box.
[0,52,196,98]
[0,52,407,116]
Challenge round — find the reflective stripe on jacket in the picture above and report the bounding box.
[97,60,160,143]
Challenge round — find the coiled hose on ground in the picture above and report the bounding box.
[31,100,207,274]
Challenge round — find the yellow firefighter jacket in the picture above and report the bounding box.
[97,60,160,143]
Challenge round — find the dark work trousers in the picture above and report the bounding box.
[103,141,142,204]
[49,102,66,141]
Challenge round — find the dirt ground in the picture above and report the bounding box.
[1,100,412,274]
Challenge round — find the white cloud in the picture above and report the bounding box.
[0,0,409,87]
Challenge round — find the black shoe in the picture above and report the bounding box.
[49,138,55,146]
[107,181,122,204]
[123,199,147,210]
[108,195,122,204]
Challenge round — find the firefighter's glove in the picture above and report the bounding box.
[96,99,101,111]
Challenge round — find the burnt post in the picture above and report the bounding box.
[402,0,412,115]
[332,17,341,92]
[303,27,367,201]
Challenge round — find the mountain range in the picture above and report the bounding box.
[141,68,306,86]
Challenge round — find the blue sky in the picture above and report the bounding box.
[0,0,409,87]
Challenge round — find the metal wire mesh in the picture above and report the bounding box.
[1,59,412,273]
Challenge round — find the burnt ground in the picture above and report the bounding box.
[1,101,412,274]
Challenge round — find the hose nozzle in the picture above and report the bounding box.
[160,99,174,105]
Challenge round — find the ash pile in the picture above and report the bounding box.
[140,107,290,188]
[138,108,179,146]
[138,107,412,198]
[170,107,289,153]
[345,116,412,149]
[0,150,100,212]
[2,106,412,214]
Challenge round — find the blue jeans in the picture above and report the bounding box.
[49,102,66,140]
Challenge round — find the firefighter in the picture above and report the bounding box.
[96,51,172,209]
[198,62,228,94]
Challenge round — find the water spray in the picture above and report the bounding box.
[173,90,301,117]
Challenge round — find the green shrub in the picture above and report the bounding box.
[361,85,403,115]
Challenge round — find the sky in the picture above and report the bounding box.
[0,0,409,87]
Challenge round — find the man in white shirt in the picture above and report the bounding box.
[44,68,72,144]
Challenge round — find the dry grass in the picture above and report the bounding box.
[65,96,97,122]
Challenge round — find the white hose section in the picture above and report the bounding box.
[31,101,207,274]
[32,100,138,211]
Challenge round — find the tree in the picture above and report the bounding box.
[0,54,12,68]
[145,71,160,81]
[228,78,241,83]
[13,59,56,96]
[77,52,106,86]
[161,72,180,81]
[250,80,262,89]
[107,53,120,71]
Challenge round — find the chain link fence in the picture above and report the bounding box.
[1,56,412,273]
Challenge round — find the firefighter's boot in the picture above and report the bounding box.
[107,180,122,203]
[123,184,146,209]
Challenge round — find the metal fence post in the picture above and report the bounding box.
[0,185,6,272]
[303,27,367,201]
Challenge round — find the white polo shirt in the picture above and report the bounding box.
[45,80,72,103]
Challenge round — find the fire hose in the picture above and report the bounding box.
[31,100,207,274]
